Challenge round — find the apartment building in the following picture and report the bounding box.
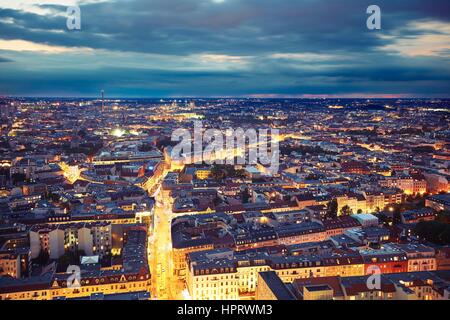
[29,222,112,260]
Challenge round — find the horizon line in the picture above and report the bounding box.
[2,94,450,100]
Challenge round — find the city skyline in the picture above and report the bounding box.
[0,96,449,302]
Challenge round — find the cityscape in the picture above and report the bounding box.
[0,0,450,305]
[0,97,449,301]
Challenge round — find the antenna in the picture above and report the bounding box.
[101,90,105,112]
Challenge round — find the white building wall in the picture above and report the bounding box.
[29,231,41,259]
[49,229,65,259]
[78,227,94,256]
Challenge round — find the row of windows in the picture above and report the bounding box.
[195,268,236,275]
[1,281,150,300]
[195,274,236,281]
[196,282,237,288]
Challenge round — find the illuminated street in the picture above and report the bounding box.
[149,171,185,300]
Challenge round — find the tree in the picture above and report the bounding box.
[413,221,450,245]
[34,249,49,266]
[57,253,73,272]
[357,209,363,214]
[155,136,177,150]
[77,129,87,138]
[233,169,246,179]
[325,198,338,219]
[437,211,450,224]
[11,172,26,184]
[377,212,392,227]
[211,165,226,181]
[48,192,60,202]
[56,250,84,272]
[241,188,251,204]
[138,143,153,152]
[211,164,245,181]
[340,205,353,216]
[393,205,402,225]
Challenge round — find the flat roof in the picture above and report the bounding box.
[259,271,296,300]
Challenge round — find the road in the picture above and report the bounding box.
[148,171,186,300]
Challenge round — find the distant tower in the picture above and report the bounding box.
[101,90,105,113]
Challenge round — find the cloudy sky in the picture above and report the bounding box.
[0,0,449,97]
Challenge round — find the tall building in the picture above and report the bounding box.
[101,90,105,113]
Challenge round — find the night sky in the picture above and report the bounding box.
[0,0,449,97]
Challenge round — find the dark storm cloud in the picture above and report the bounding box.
[0,0,449,96]
[0,56,12,63]
[2,0,448,55]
